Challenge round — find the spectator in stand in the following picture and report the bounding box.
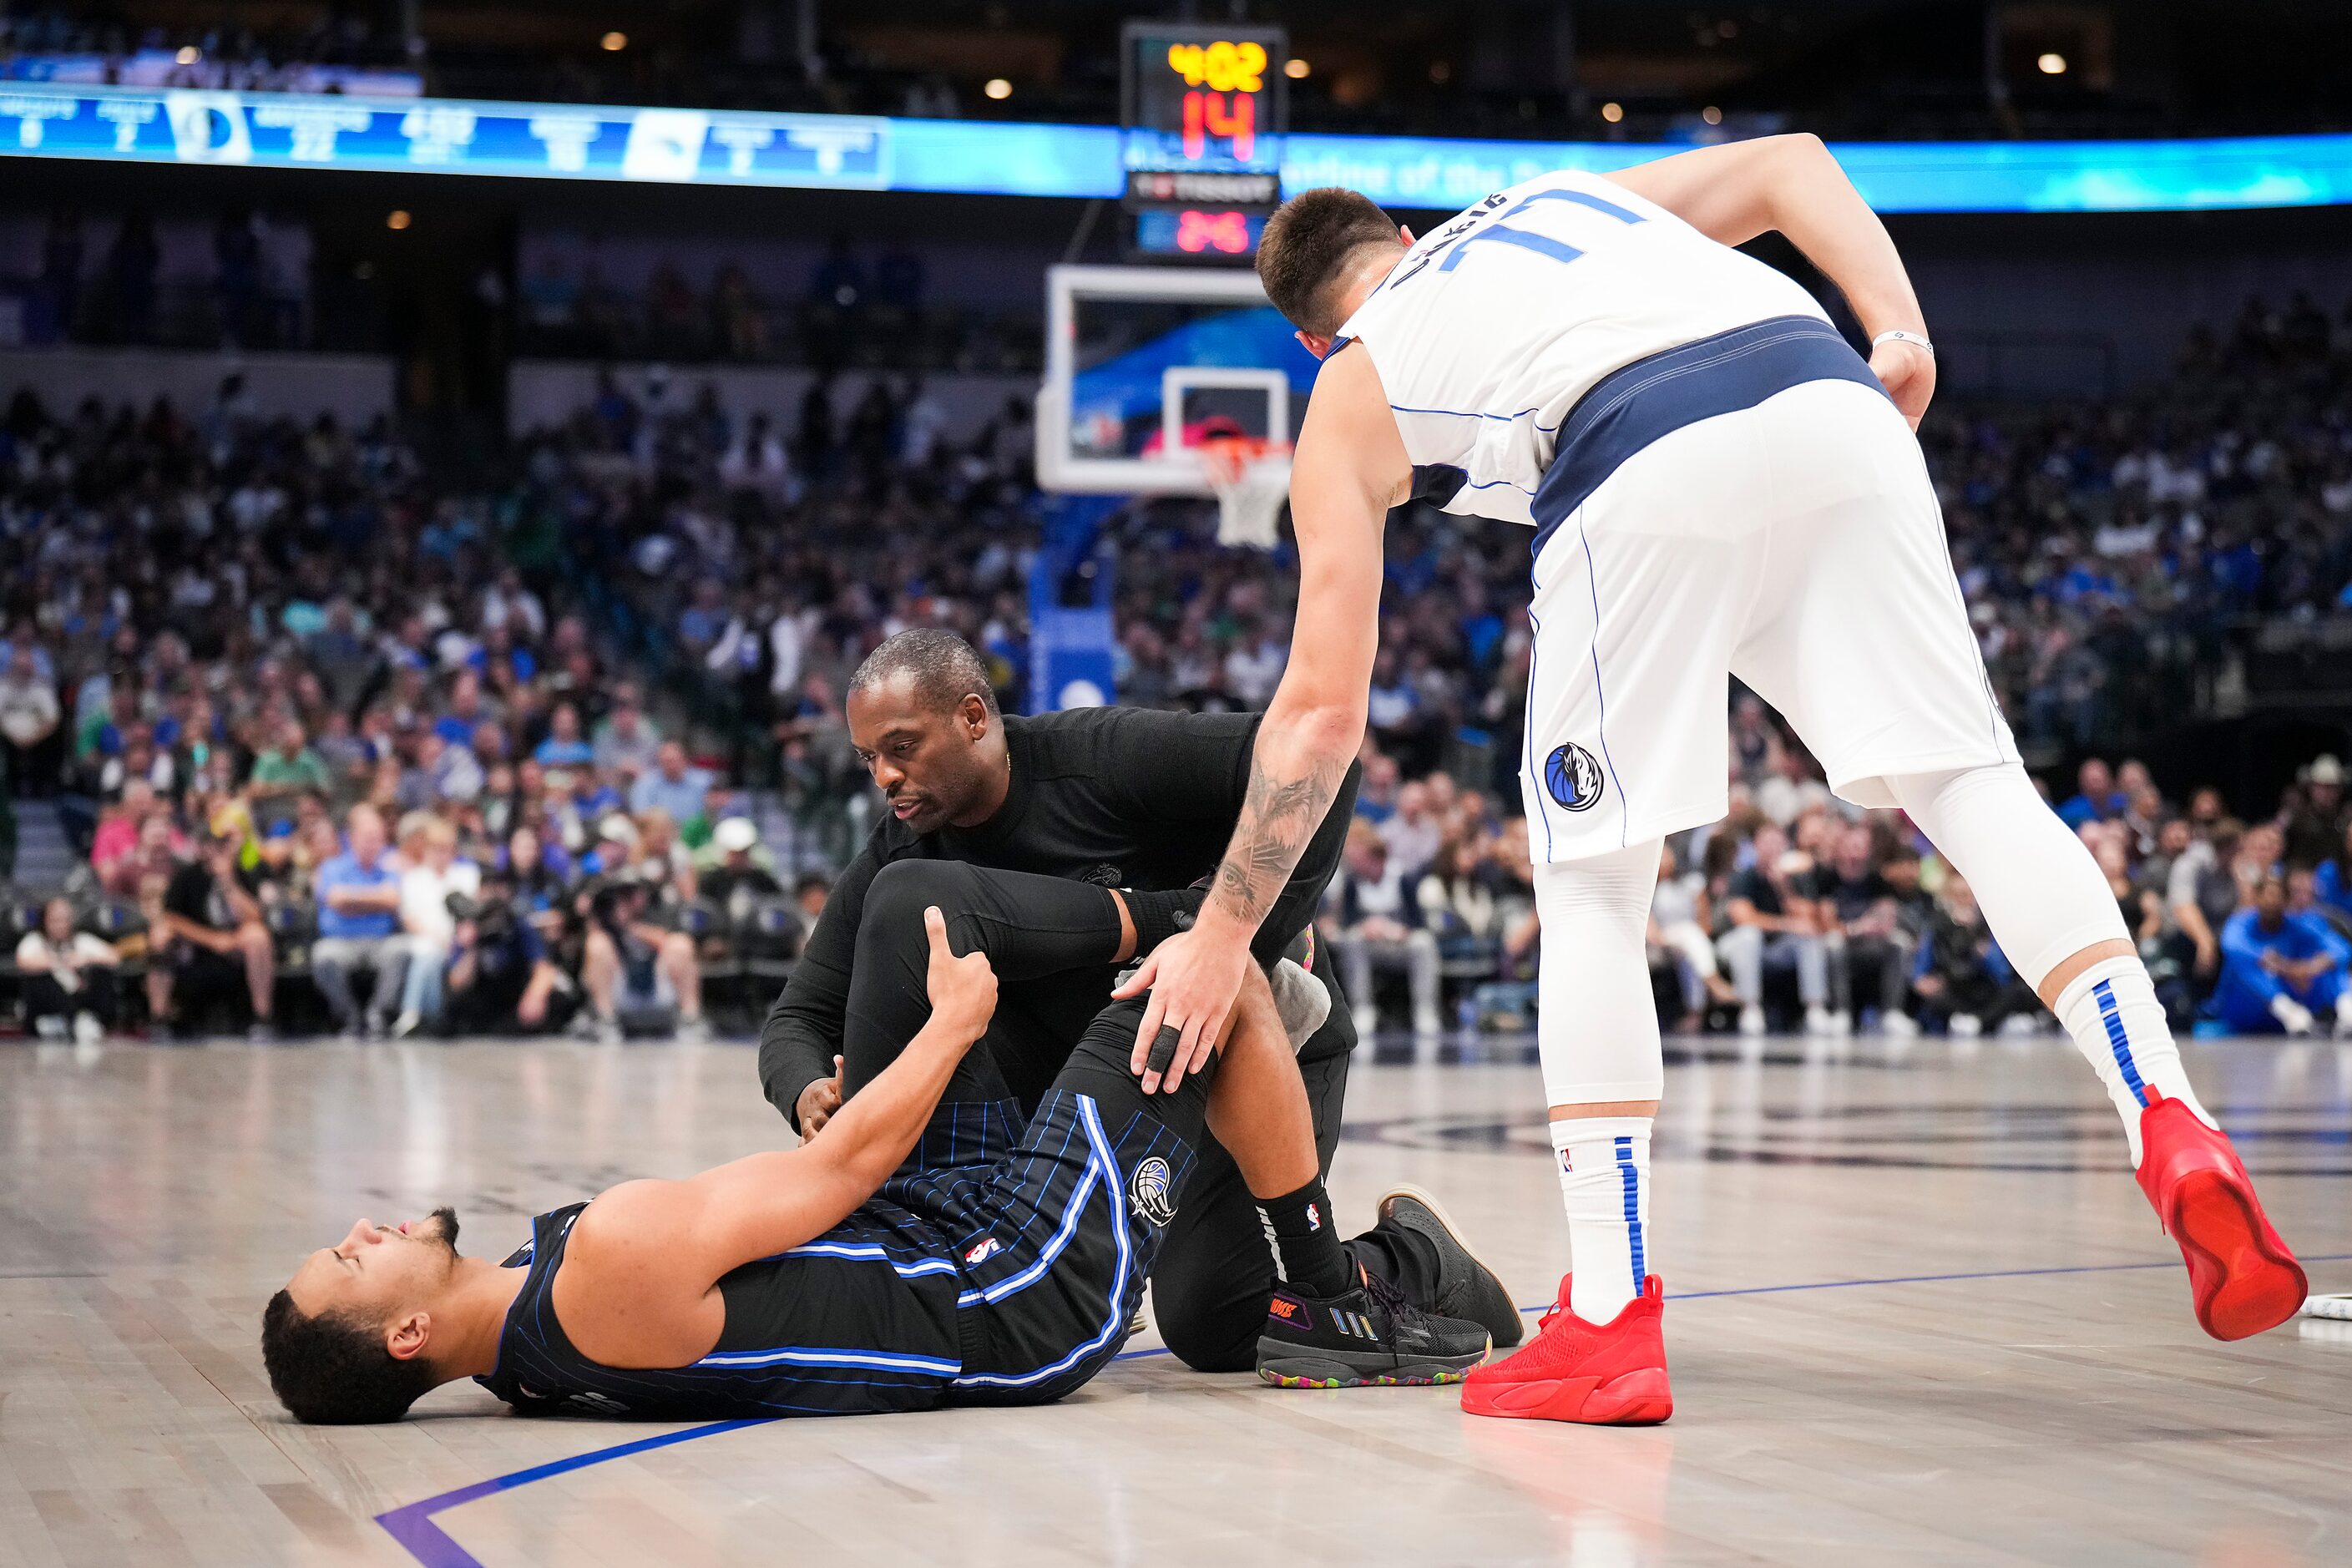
[247,719,331,828]
[2284,755,2348,869]
[2212,874,2352,1037]
[0,645,60,796]
[2100,837,2167,947]
[392,814,479,1037]
[156,831,276,1039]
[1415,834,1510,978]
[2169,818,2240,989]
[310,803,407,1038]
[1647,842,1733,1032]
[2057,758,2124,832]
[1353,751,1401,824]
[532,703,594,769]
[2313,818,2352,928]
[1717,823,1832,1036]
[17,897,121,1042]
[242,819,304,908]
[1909,874,2037,1037]
[1326,818,1441,1039]
[592,690,663,777]
[576,876,708,1043]
[630,741,713,825]
[698,816,783,918]
[792,871,831,948]
[1817,824,1913,1034]
[1378,779,1444,882]
[2231,822,2286,909]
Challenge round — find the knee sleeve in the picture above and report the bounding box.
[1885,762,2130,990]
[1535,838,1667,1106]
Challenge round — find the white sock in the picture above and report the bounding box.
[2051,958,2213,1165]
[1552,1115,1651,1323]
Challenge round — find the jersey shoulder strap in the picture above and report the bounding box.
[475,1203,588,1413]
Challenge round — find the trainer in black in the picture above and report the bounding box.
[1257,1266,1491,1388]
[1376,1184,1525,1350]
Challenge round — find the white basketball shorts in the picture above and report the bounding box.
[1518,374,2017,863]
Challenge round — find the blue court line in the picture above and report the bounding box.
[374,1252,2352,1565]
[375,1419,768,1568]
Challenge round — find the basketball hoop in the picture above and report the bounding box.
[1200,436,1292,549]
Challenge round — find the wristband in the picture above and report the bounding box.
[1871,328,1934,357]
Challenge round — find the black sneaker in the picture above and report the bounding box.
[1257,1266,1490,1388]
[1377,1184,1525,1349]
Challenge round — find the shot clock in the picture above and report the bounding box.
[1120,21,1286,261]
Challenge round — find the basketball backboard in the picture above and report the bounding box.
[1035,264,1319,495]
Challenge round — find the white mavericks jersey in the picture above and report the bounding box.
[1331,168,1834,529]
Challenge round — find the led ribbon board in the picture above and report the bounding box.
[2,84,2349,213]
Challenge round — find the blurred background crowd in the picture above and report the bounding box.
[3,281,2349,1044]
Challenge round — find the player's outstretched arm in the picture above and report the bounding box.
[557,908,996,1367]
[1115,344,1410,1090]
[1603,134,1935,427]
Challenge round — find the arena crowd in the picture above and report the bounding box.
[0,290,2349,1041]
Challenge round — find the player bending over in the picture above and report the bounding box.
[262,901,1488,1424]
[1122,134,2309,1426]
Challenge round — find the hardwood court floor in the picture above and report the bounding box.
[3,1029,2348,1566]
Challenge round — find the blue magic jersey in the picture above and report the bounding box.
[1332,168,1832,529]
[476,1088,1196,1419]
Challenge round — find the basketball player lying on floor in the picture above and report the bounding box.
[261,904,1495,1424]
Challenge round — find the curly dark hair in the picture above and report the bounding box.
[1255,187,1401,336]
[260,1289,438,1424]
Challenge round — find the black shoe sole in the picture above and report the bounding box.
[1255,1336,1487,1389]
[1378,1184,1525,1350]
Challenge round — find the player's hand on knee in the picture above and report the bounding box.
[923,907,996,1040]
[797,1055,843,1142]
[1116,926,1247,1095]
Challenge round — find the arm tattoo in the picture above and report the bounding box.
[1212,755,1347,925]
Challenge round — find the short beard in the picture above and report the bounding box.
[425,1206,462,1264]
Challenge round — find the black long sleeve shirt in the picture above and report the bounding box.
[758,706,1359,1128]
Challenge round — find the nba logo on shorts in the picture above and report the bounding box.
[1545,742,1606,813]
[964,1236,1003,1266]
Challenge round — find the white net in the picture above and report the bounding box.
[1202,438,1292,549]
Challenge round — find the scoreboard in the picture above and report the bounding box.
[1120,22,1286,260]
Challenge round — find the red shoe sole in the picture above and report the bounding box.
[1461,1367,1672,1425]
[2164,1167,2308,1341]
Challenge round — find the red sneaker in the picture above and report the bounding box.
[1459,1275,1672,1425]
[2136,1090,2307,1341]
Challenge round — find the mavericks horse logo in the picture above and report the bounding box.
[1545,742,1606,813]
[1129,1156,1176,1227]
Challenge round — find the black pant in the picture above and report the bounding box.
[24,970,117,1030]
[843,859,1439,1373]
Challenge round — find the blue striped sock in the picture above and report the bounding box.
[2053,958,2208,1164]
[1551,1116,1651,1323]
